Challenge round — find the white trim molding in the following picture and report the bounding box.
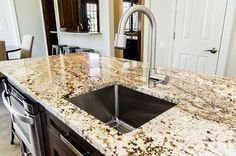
[216,0,236,76]
[53,0,62,44]
[38,0,49,56]
[9,0,21,46]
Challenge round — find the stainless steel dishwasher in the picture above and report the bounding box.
[1,79,45,156]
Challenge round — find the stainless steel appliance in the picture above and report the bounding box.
[1,79,45,156]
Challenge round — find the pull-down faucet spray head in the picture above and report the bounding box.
[114,34,127,49]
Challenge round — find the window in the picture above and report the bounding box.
[123,0,139,31]
[86,3,98,32]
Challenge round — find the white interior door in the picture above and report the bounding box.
[172,0,228,74]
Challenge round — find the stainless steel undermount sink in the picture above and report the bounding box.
[68,85,176,133]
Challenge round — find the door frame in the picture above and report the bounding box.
[9,0,21,46]
[144,0,235,76]
[216,0,236,75]
[2,0,21,46]
[39,0,58,55]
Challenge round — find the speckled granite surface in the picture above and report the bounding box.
[0,53,235,155]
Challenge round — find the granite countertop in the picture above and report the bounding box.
[0,53,235,155]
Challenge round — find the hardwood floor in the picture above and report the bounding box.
[0,85,21,156]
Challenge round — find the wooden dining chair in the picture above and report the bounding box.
[7,35,34,59]
[0,41,7,61]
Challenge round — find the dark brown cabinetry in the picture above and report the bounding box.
[57,0,79,31]
[48,129,77,156]
[42,110,103,156]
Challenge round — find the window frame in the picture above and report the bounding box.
[80,0,100,32]
[123,0,139,32]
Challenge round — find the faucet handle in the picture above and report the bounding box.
[149,69,169,85]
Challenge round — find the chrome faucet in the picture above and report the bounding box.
[114,5,169,87]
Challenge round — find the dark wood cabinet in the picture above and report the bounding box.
[42,110,103,156]
[57,0,79,31]
[48,129,77,156]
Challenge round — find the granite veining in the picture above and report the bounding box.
[0,53,235,155]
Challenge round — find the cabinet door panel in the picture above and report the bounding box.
[57,0,78,30]
[45,110,103,156]
[48,128,77,156]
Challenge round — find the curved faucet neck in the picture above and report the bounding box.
[118,5,157,70]
[115,5,169,86]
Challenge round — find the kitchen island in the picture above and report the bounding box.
[0,53,235,155]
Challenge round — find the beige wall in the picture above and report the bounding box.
[14,0,47,57]
[114,0,123,58]
[226,13,236,78]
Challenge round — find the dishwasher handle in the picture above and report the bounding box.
[2,91,34,125]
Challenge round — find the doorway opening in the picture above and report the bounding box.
[40,0,58,55]
[114,0,144,61]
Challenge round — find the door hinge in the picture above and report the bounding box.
[173,32,176,40]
